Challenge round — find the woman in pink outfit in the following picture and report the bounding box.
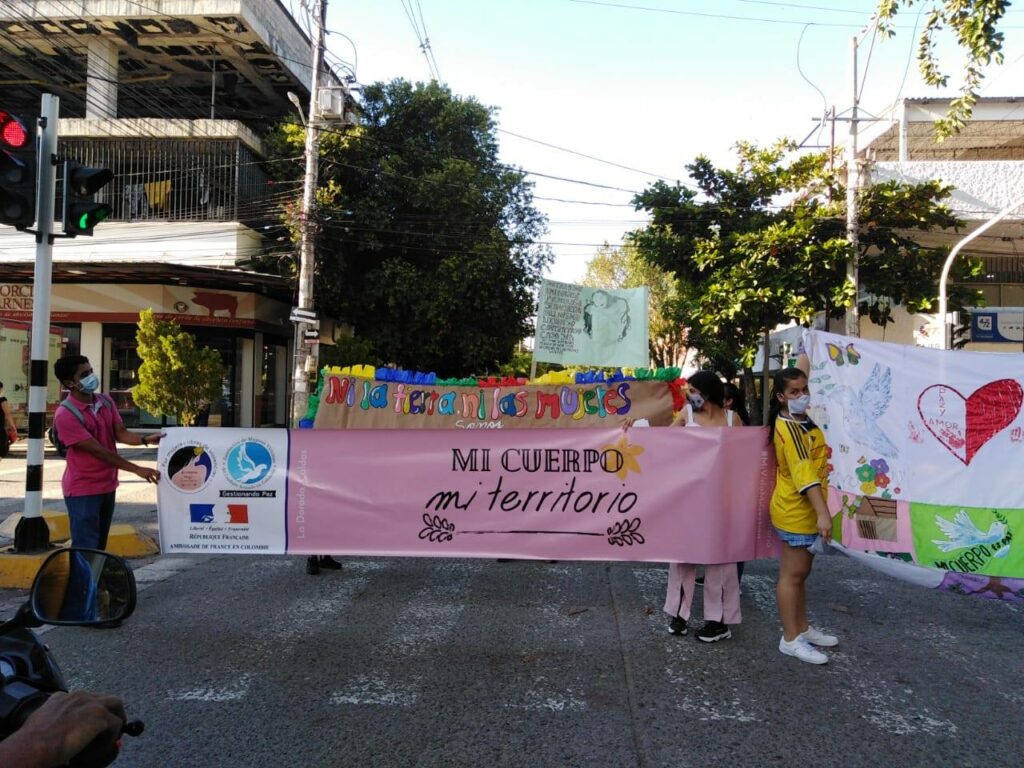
[663,370,743,642]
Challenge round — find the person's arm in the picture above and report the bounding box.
[0,691,126,768]
[71,437,159,483]
[805,485,833,543]
[2,402,16,442]
[113,422,163,448]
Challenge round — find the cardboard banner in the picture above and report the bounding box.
[313,378,676,429]
[157,427,779,563]
[534,280,649,368]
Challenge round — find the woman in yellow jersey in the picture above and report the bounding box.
[768,367,838,665]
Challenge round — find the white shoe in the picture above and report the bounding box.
[779,636,828,665]
[799,626,838,647]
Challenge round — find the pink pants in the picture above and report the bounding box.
[663,562,742,625]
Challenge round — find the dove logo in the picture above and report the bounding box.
[931,510,1013,573]
[224,439,275,488]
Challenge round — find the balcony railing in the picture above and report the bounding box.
[58,138,285,230]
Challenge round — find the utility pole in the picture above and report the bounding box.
[844,35,860,338]
[290,0,326,427]
[15,94,59,552]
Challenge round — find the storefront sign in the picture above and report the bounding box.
[971,308,1024,344]
[313,378,676,429]
[0,283,261,328]
[157,426,779,561]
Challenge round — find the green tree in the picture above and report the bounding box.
[631,140,981,420]
[266,79,552,376]
[877,0,1010,138]
[134,309,226,426]
[581,243,687,368]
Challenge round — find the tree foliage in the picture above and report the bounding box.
[630,140,982,411]
[267,79,551,376]
[581,243,687,368]
[134,309,226,427]
[877,0,1010,138]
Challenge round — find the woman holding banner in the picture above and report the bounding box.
[663,371,743,643]
[768,367,839,665]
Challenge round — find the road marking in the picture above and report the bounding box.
[505,676,586,712]
[168,673,252,702]
[827,650,958,736]
[330,674,420,706]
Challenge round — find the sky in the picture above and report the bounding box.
[313,0,1024,284]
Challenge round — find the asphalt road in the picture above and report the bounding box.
[1,445,1022,767]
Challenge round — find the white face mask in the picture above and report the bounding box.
[787,394,810,415]
[687,393,705,411]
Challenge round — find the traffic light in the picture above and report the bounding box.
[62,160,112,236]
[0,110,36,230]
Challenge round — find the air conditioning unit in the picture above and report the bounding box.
[318,87,355,124]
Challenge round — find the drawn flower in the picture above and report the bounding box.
[860,481,877,495]
[826,446,833,459]
[870,458,889,474]
[874,473,890,489]
[855,464,876,483]
[826,463,835,474]
[601,435,644,481]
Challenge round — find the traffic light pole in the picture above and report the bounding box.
[289,0,326,428]
[14,93,59,552]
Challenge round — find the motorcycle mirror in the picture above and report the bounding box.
[29,548,137,626]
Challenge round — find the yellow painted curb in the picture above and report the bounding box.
[0,510,71,543]
[104,524,159,558]
[0,544,67,590]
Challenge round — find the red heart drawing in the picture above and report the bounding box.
[917,379,1023,465]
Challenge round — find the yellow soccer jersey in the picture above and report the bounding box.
[770,416,830,534]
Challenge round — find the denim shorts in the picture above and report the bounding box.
[775,528,818,548]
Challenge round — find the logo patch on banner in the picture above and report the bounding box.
[224,439,275,487]
[165,444,215,493]
[227,504,249,524]
[189,504,215,523]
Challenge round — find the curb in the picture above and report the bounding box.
[0,510,72,542]
[0,544,67,589]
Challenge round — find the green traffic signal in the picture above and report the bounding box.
[62,160,113,236]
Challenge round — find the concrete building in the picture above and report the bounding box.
[0,0,345,428]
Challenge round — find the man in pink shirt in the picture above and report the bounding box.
[53,355,161,550]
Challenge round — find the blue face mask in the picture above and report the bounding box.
[79,373,100,394]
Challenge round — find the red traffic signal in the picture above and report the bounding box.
[0,110,36,230]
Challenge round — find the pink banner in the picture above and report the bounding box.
[285,428,779,563]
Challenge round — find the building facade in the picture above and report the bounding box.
[0,0,342,428]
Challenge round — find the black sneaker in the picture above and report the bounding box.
[305,556,320,575]
[696,621,732,643]
[318,556,342,570]
[668,616,688,636]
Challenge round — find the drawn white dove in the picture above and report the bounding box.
[931,510,1009,554]
[234,443,269,483]
[832,363,899,458]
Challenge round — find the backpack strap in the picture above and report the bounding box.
[58,397,88,427]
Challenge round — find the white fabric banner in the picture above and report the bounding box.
[533,279,649,368]
[805,330,1024,509]
[157,428,290,554]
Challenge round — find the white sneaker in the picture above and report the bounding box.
[799,626,839,647]
[779,636,829,665]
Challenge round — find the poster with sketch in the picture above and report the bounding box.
[533,280,649,368]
